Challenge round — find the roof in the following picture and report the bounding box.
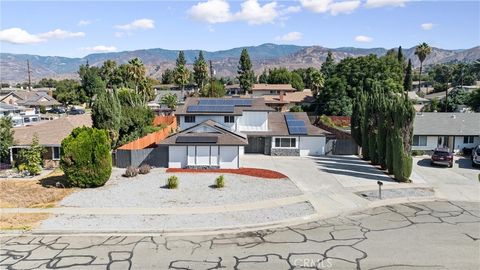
[175,97,274,116]
[0,103,26,112]
[1,91,60,106]
[244,112,329,137]
[251,84,296,92]
[407,91,430,103]
[263,89,315,104]
[159,120,248,146]
[413,112,480,136]
[12,114,92,146]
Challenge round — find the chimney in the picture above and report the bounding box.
[279,90,284,102]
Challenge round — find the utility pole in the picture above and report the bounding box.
[209,60,214,97]
[27,60,32,91]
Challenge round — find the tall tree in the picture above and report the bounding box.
[237,48,255,94]
[176,50,186,66]
[160,93,178,114]
[193,51,208,93]
[397,46,404,63]
[92,89,122,148]
[309,70,324,97]
[99,60,118,89]
[200,80,226,98]
[126,58,146,94]
[79,64,105,107]
[54,79,85,106]
[258,69,268,83]
[414,42,432,92]
[161,69,175,84]
[0,117,14,163]
[403,59,413,92]
[321,51,335,78]
[174,65,190,100]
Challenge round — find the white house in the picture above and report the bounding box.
[412,112,480,153]
[0,103,39,126]
[159,97,329,169]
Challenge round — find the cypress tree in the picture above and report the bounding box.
[193,51,208,92]
[351,92,366,147]
[361,92,370,160]
[367,90,378,164]
[376,94,387,169]
[404,59,413,92]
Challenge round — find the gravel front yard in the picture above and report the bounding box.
[39,202,314,231]
[59,168,303,208]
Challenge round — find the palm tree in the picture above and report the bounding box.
[126,58,146,94]
[309,70,324,97]
[414,43,432,92]
[160,93,178,115]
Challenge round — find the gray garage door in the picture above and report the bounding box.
[244,136,265,154]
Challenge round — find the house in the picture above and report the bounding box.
[262,89,316,112]
[9,114,92,168]
[412,112,480,152]
[250,84,296,97]
[0,90,60,112]
[407,91,430,112]
[0,103,39,127]
[159,97,329,169]
[149,90,184,115]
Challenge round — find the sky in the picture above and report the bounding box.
[0,0,479,57]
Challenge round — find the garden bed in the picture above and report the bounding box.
[166,167,287,179]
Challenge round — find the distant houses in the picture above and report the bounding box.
[0,90,60,112]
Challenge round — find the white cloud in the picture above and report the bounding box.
[115,18,155,30]
[0,28,44,44]
[82,45,117,53]
[355,35,373,42]
[275,31,303,42]
[364,0,406,8]
[189,0,232,24]
[300,0,360,15]
[188,0,299,25]
[37,29,85,39]
[421,23,435,30]
[78,20,91,26]
[329,1,361,15]
[0,27,84,44]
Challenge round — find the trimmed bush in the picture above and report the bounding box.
[61,127,112,188]
[138,164,151,174]
[215,175,225,188]
[124,166,138,177]
[401,155,413,182]
[167,175,178,189]
[411,150,425,156]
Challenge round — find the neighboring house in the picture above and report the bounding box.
[407,91,430,112]
[226,84,242,95]
[9,114,92,168]
[159,97,329,169]
[250,84,296,97]
[0,103,39,127]
[412,112,480,152]
[149,90,184,115]
[0,90,60,112]
[262,89,316,112]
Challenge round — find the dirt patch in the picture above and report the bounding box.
[0,170,75,208]
[166,168,288,179]
[0,213,49,230]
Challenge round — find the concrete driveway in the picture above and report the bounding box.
[412,156,480,202]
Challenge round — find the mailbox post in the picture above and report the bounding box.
[377,181,383,199]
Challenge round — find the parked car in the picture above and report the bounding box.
[68,108,85,115]
[47,107,66,114]
[471,145,480,168]
[431,148,454,167]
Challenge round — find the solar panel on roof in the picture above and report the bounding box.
[198,99,253,107]
[187,105,234,113]
[286,120,305,127]
[176,136,218,143]
[285,114,296,120]
[288,126,308,135]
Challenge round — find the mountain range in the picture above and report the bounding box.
[1,43,479,83]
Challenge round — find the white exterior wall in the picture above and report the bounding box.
[299,136,325,156]
[237,111,268,132]
[453,136,480,151]
[180,115,235,130]
[412,135,480,152]
[168,146,187,168]
[411,136,438,151]
[239,146,244,156]
[219,146,239,169]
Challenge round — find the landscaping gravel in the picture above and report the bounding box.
[59,168,303,208]
[357,187,435,201]
[39,202,314,231]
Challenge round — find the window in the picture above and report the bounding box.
[413,135,427,146]
[274,138,296,148]
[224,116,234,123]
[23,117,30,123]
[463,136,475,144]
[185,116,195,123]
[52,147,61,160]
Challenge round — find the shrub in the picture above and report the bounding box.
[61,127,112,188]
[124,166,138,177]
[411,150,425,156]
[167,175,178,189]
[16,136,45,176]
[215,175,225,188]
[138,164,151,174]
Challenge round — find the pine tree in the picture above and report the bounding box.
[321,51,335,78]
[237,48,255,94]
[176,51,186,66]
[193,51,208,93]
[258,69,268,83]
[175,51,190,99]
[404,59,413,92]
[92,90,122,148]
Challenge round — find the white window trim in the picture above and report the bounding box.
[52,147,61,161]
[272,137,298,149]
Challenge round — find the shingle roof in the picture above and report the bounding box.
[159,120,248,146]
[1,91,60,106]
[251,84,296,91]
[413,112,480,136]
[12,114,92,146]
[263,89,315,104]
[175,97,275,116]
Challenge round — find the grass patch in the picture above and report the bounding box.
[0,169,75,208]
[0,213,49,230]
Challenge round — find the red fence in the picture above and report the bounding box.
[118,116,177,150]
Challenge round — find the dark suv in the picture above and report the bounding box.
[431,148,454,167]
[67,108,85,115]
